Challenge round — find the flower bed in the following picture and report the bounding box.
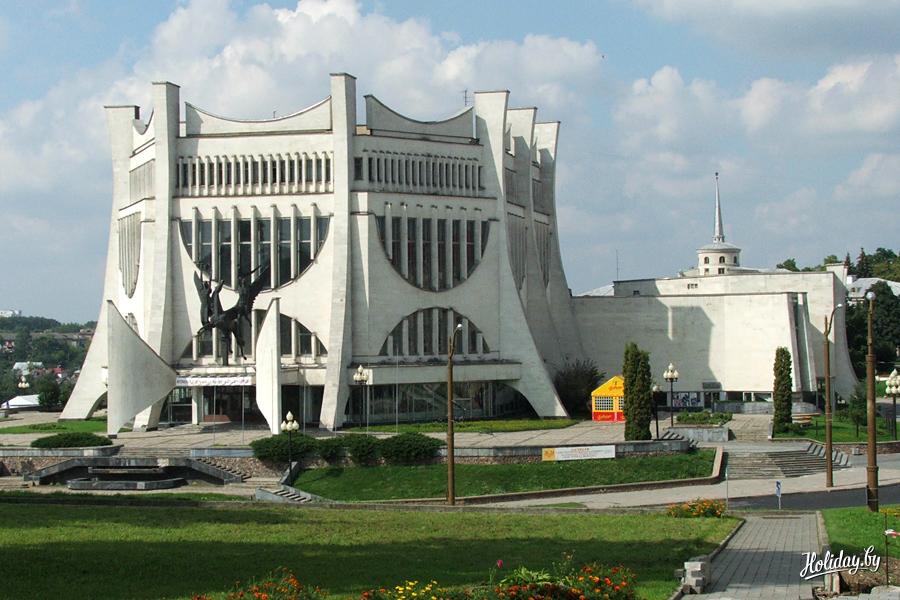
[666,498,725,518]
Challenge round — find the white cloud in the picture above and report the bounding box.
[835,153,900,201]
[633,0,900,55]
[753,187,818,235]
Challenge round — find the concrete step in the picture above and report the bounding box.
[726,448,850,479]
[194,458,248,482]
[258,487,311,503]
[115,447,191,459]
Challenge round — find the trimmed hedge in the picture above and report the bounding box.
[316,437,346,462]
[249,433,316,463]
[379,432,443,464]
[30,432,112,448]
[343,434,379,465]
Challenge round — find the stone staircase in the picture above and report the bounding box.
[255,485,316,504]
[193,457,249,482]
[725,443,850,479]
[728,414,772,442]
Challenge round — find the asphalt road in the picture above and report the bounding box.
[727,482,900,511]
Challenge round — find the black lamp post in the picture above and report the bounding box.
[280,410,299,466]
[664,363,679,427]
[447,323,462,506]
[865,290,879,512]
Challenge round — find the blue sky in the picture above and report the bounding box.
[1,0,899,321]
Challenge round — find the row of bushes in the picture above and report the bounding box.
[676,411,732,426]
[250,432,444,465]
[30,432,113,448]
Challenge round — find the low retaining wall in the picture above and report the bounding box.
[0,445,121,457]
[667,425,730,442]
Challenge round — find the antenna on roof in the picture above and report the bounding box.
[462,89,470,107]
[273,110,277,118]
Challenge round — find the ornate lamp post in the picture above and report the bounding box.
[663,363,679,427]
[865,290,879,512]
[447,323,463,506]
[823,303,843,488]
[651,383,661,439]
[887,369,900,441]
[353,365,370,433]
[280,410,300,466]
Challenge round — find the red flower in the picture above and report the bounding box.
[497,560,504,569]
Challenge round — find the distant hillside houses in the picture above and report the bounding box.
[847,276,900,299]
[0,309,22,318]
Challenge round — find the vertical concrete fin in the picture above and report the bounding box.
[320,73,357,429]
[255,298,283,434]
[62,105,141,421]
[106,301,177,436]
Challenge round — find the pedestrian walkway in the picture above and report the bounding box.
[693,514,822,600]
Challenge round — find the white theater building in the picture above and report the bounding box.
[62,74,584,435]
[61,74,857,435]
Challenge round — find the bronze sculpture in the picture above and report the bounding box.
[194,265,270,365]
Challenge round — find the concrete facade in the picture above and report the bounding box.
[62,74,578,434]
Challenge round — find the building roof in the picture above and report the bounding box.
[1,394,39,409]
[578,284,615,297]
[847,277,900,298]
[697,241,741,252]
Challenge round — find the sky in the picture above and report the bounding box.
[1,0,899,322]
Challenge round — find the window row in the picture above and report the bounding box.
[508,213,527,290]
[184,310,326,362]
[117,214,142,298]
[375,214,490,291]
[176,152,333,197]
[180,213,330,289]
[353,153,483,197]
[703,256,738,265]
[379,307,490,358]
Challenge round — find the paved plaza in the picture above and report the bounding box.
[694,514,823,600]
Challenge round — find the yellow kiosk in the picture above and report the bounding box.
[591,375,625,422]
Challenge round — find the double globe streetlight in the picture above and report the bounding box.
[663,363,679,427]
[280,410,300,466]
[887,369,900,442]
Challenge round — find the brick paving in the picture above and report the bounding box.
[694,514,822,600]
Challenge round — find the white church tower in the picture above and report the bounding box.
[696,172,741,276]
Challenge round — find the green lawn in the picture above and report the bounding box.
[293,449,715,501]
[773,414,894,443]
[823,505,900,559]
[0,503,738,600]
[0,416,107,434]
[343,418,581,434]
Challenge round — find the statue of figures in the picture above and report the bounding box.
[194,265,270,365]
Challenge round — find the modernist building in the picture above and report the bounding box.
[61,74,584,434]
[576,176,857,405]
[61,74,858,435]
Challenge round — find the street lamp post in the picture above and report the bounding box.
[353,365,369,433]
[865,290,879,512]
[447,323,463,506]
[651,384,660,439]
[280,410,300,467]
[823,303,843,488]
[887,369,900,441]
[664,363,679,427]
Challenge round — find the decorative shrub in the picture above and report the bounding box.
[30,432,112,448]
[316,437,346,462]
[224,568,326,600]
[250,433,316,463]
[379,432,444,464]
[677,411,732,426]
[666,498,725,518]
[343,434,380,465]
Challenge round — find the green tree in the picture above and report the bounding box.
[552,359,604,418]
[622,342,652,440]
[857,248,873,278]
[773,347,793,432]
[845,281,899,377]
[35,375,61,410]
[847,381,867,439]
[777,258,799,272]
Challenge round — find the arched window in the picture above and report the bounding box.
[719,256,725,264]
[733,256,738,264]
[704,256,709,264]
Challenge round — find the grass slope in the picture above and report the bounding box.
[0,503,737,600]
[294,449,715,501]
[0,417,107,434]
[823,505,900,559]
[344,418,581,434]
[773,415,893,443]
